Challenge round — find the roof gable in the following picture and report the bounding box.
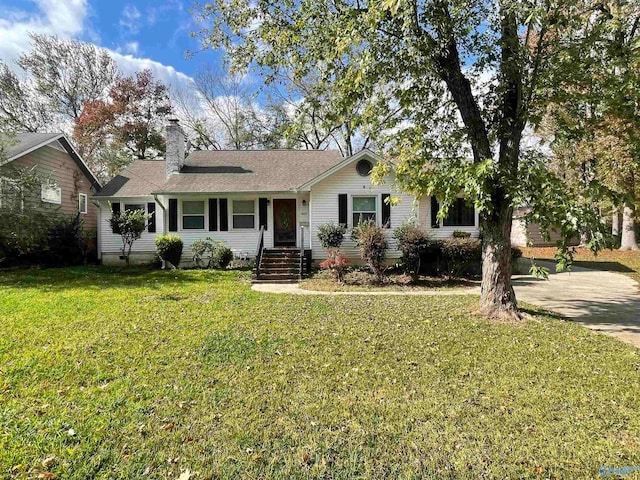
[297,149,384,191]
[2,133,102,188]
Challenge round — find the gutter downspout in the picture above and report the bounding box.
[153,195,167,234]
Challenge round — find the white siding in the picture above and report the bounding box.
[309,160,417,260]
[99,193,311,264]
[98,197,162,256]
[417,196,480,239]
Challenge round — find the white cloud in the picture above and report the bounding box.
[0,0,196,95]
[119,4,141,35]
[108,50,195,93]
[0,0,87,63]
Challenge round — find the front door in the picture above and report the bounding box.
[273,199,297,247]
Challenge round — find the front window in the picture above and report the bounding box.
[78,193,88,214]
[125,203,145,213]
[233,200,255,229]
[443,198,475,227]
[182,200,205,229]
[41,181,61,204]
[353,196,376,225]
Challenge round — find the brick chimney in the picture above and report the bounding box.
[165,118,185,178]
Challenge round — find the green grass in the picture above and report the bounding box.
[1,266,640,479]
[523,247,640,283]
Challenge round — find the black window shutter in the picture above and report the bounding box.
[381,193,391,228]
[259,198,268,230]
[430,196,440,228]
[209,198,218,231]
[168,199,178,232]
[338,194,348,226]
[111,202,121,234]
[219,199,229,231]
[147,202,156,233]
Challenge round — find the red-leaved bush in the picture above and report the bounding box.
[320,249,349,283]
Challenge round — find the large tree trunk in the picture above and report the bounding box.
[620,202,639,251]
[612,206,620,236]
[480,195,518,318]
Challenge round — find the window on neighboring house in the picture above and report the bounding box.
[443,198,475,227]
[352,196,376,225]
[182,200,205,229]
[232,200,255,229]
[78,193,88,214]
[41,181,61,204]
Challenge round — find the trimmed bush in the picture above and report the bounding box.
[317,223,347,249]
[351,220,388,281]
[452,230,472,238]
[393,222,431,277]
[440,238,482,277]
[155,234,184,267]
[213,244,234,269]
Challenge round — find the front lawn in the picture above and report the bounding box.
[523,247,640,283]
[1,267,639,479]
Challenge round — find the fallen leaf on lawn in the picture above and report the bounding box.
[162,423,174,431]
[177,469,194,480]
[11,464,25,472]
[42,457,56,468]
[301,450,311,465]
[38,472,55,479]
[534,466,545,473]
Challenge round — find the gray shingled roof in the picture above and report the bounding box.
[96,150,344,197]
[2,133,62,163]
[94,159,167,197]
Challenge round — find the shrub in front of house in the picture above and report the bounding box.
[213,244,234,269]
[319,249,349,283]
[439,238,483,277]
[317,223,347,249]
[0,210,88,267]
[393,222,431,279]
[351,220,388,282]
[418,238,524,277]
[155,234,184,268]
[452,230,472,238]
[191,237,233,269]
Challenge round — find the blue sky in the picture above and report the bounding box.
[0,0,226,91]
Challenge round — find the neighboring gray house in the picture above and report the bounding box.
[94,120,481,279]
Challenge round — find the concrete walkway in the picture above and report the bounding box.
[252,261,640,348]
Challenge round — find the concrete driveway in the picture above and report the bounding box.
[253,261,640,348]
[512,261,640,348]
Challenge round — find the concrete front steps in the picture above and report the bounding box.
[252,248,302,283]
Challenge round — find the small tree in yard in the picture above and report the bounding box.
[109,209,150,265]
[351,220,388,283]
[317,223,349,282]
